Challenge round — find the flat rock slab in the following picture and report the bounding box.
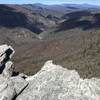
[0,75,28,100]
[11,76,28,94]
[0,77,16,100]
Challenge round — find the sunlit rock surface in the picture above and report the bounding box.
[0,45,100,100]
[0,45,14,68]
[16,60,100,100]
[0,45,28,100]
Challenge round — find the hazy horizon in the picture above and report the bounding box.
[0,0,100,6]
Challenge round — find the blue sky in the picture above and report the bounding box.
[0,0,100,5]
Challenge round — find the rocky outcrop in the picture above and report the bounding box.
[1,45,100,100]
[0,45,28,100]
[17,60,100,100]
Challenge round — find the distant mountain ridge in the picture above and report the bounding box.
[24,3,100,12]
[1,3,100,78]
[0,3,100,44]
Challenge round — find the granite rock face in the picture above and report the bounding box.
[16,60,100,100]
[0,45,100,100]
[0,45,14,68]
[0,45,28,100]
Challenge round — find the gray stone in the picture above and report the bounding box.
[2,61,14,78]
[0,45,28,100]
[18,73,28,79]
[0,77,16,100]
[16,60,100,100]
[0,75,28,100]
[11,76,28,94]
[0,44,15,68]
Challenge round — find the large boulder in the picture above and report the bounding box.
[16,60,100,100]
